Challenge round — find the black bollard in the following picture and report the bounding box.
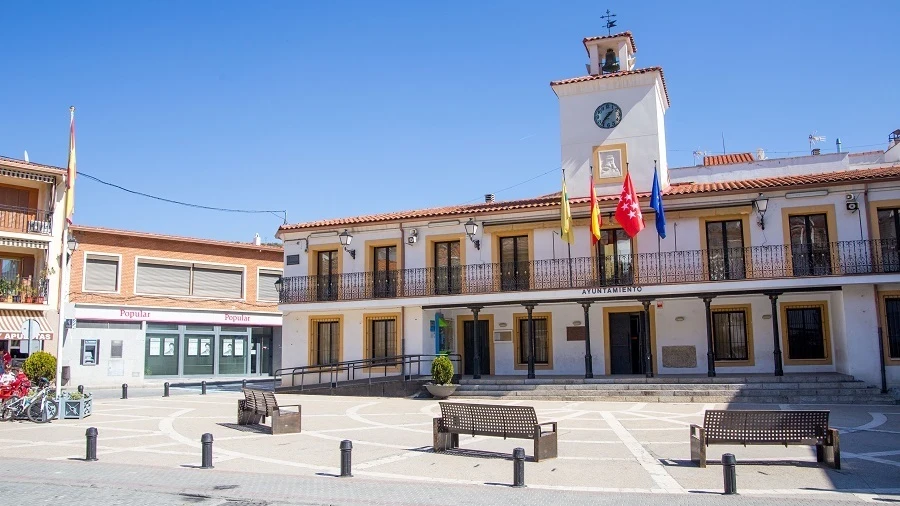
[512,447,525,488]
[85,427,98,461]
[340,440,352,477]
[121,383,128,399]
[77,385,84,394]
[201,381,207,395]
[722,453,737,495]
[200,433,214,469]
[163,382,170,397]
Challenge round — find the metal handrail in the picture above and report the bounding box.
[273,353,462,391]
[280,239,900,304]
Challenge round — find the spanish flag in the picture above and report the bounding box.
[560,171,575,244]
[66,106,75,225]
[589,172,602,243]
[65,107,76,224]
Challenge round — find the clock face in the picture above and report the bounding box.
[594,102,622,129]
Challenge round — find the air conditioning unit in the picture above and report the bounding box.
[27,220,50,234]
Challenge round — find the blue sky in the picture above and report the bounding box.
[1,1,897,242]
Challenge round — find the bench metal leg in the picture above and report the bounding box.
[534,433,558,462]
[237,400,262,425]
[690,424,707,468]
[433,418,453,452]
[825,428,841,470]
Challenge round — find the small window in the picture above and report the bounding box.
[81,339,99,366]
[517,317,550,365]
[711,309,749,361]
[286,254,300,265]
[110,340,123,359]
[258,269,282,302]
[84,255,119,292]
[147,323,178,331]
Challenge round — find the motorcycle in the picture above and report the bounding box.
[0,372,31,402]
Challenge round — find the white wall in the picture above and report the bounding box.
[558,76,667,199]
[63,327,145,388]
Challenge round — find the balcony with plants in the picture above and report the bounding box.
[0,273,50,306]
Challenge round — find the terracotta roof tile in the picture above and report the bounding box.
[582,31,637,53]
[279,165,900,232]
[550,67,671,107]
[71,224,283,252]
[703,153,755,166]
[0,155,66,174]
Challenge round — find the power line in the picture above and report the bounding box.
[80,171,287,222]
[461,166,560,204]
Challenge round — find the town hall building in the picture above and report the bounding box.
[275,31,900,396]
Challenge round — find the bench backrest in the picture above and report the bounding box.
[243,388,279,416]
[439,402,538,439]
[703,410,829,444]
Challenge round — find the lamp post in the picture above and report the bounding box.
[339,229,356,259]
[54,232,79,396]
[464,219,481,250]
[754,195,769,230]
[274,276,284,303]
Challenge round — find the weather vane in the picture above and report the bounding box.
[601,9,617,36]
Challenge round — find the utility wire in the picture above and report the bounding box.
[461,166,560,204]
[80,171,287,222]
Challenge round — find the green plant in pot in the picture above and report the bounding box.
[425,354,457,399]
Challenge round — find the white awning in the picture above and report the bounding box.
[0,310,53,340]
[0,237,49,249]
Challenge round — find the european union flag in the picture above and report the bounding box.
[650,170,666,239]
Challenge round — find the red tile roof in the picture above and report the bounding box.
[279,165,900,232]
[550,67,671,107]
[0,155,66,174]
[583,32,637,53]
[71,225,284,252]
[703,153,755,166]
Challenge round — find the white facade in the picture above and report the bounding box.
[276,31,900,391]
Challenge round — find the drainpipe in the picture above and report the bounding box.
[863,185,888,393]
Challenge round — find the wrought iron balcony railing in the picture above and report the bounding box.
[279,239,900,304]
[0,204,52,235]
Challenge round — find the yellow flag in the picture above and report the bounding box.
[560,174,575,244]
[65,107,76,224]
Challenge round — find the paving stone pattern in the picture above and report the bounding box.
[0,391,898,505]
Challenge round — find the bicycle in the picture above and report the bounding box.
[0,378,58,423]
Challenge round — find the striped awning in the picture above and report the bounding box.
[0,237,49,250]
[0,311,53,340]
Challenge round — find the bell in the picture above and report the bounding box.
[602,48,620,73]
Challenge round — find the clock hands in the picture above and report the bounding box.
[602,110,615,126]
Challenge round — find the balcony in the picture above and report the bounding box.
[0,204,52,235]
[0,276,50,305]
[279,239,900,305]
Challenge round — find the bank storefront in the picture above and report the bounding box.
[63,304,281,387]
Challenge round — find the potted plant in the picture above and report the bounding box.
[0,279,9,302]
[23,285,33,304]
[58,390,93,419]
[12,284,20,303]
[425,354,457,399]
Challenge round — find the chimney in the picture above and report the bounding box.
[811,148,821,156]
[254,233,261,246]
[836,138,842,153]
[756,148,766,161]
[484,194,495,203]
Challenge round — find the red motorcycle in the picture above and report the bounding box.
[0,372,30,402]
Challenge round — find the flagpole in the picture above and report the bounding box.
[562,168,573,287]
[54,106,75,398]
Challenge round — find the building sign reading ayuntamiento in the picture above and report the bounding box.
[581,286,643,295]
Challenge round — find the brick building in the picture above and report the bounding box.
[63,225,283,386]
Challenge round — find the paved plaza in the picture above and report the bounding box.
[0,390,898,505]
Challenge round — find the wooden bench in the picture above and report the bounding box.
[690,410,840,469]
[237,388,302,435]
[433,402,557,462]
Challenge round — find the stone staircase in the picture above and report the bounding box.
[453,373,897,404]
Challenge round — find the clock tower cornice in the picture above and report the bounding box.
[550,67,670,109]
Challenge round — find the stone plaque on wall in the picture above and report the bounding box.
[661,346,697,368]
[566,326,586,341]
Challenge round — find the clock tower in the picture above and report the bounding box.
[551,31,670,199]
